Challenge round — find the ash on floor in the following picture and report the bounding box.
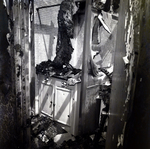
[31,115,65,149]
[31,115,106,149]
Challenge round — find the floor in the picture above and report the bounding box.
[31,115,106,149]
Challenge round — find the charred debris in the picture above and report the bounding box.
[31,84,111,149]
[36,60,81,81]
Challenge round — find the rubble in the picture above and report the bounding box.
[31,115,66,149]
[36,60,81,80]
[58,135,105,149]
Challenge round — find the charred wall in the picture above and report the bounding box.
[0,0,34,148]
[0,1,17,148]
[124,0,150,149]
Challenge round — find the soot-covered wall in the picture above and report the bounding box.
[0,1,17,149]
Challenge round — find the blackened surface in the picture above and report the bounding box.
[59,135,105,149]
[52,0,75,68]
[104,0,111,12]
[124,1,150,149]
[0,1,17,148]
[94,85,111,145]
[36,59,81,79]
[31,116,106,149]
[31,115,63,149]
[0,94,17,149]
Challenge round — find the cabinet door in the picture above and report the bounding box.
[54,87,72,126]
[39,83,54,117]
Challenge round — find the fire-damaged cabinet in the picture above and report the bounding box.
[37,75,81,135]
[37,74,101,136]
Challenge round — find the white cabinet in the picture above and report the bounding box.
[37,75,80,136]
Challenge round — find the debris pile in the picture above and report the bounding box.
[31,115,58,149]
[36,60,81,80]
[30,114,107,149]
[58,135,105,149]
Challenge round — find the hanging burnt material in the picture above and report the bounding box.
[36,0,80,79]
[52,0,78,69]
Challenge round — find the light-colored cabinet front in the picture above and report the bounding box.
[39,83,54,117]
[38,76,80,135]
[54,87,72,126]
[39,83,73,126]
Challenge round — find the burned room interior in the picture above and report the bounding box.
[1,0,150,149]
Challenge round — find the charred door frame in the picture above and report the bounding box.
[10,0,34,148]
